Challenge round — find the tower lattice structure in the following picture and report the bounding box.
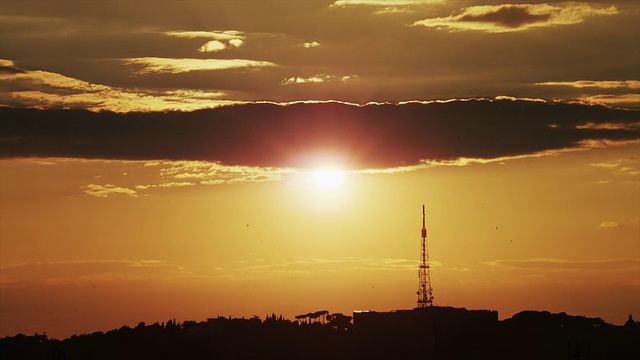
[417,205,434,308]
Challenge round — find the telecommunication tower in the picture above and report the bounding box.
[417,205,434,308]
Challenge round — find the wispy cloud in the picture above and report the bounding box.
[281,74,356,85]
[0,59,241,112]
[166,30,244,41]
[134,181,195,190]
[483,258,640,271]
[536,80,640,109]
[236,257,436,273]
[332,0,442,7]
[83,160,293,198]
[413,3,618,33]
[124,57,276,75]
[537,80,640,90]
[574,94,640,109]
[157,160,293,185]
[331,0,443,14]
[166,30,245,52]
[591,162,620,169]
[81,184,137,198]
[576,122,640,131]
[599,221,619,228]
[0,260,188,287]
[87,160,292,197]
[590,157,640,178]
[165,30,246,52]
[6,158,294,200]
[420,147,579,168]
[0,59,26,74]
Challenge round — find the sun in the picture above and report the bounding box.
[312,169,345,189]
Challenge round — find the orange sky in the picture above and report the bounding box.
[1,0,639,339]
[1,141,638,338]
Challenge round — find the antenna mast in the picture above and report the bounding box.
[417,205,433,308]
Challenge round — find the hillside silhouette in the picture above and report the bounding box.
[2,310,639,359]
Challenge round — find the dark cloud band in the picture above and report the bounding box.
[1,100,638,169]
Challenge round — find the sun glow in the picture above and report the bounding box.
[312,169,346,189]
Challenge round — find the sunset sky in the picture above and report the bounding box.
[1,0,639,339]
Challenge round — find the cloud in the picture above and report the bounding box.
[537,80,640,90]
[599,221,619,228]
[157,161,292,185]
[331,0,443,15]
[590,161,621,170]
[165,30,246,52]
[80,160,293,196]
[0,63,26,74]
[165,30,245,52]
[590,158,640,177]
[483,258,640,271]
[413,3,618,32]
[228,38,244,47]
[577,122,640,130]
[0,260,188,287]
[134,181,195,190]
[124,57,276,75]
[165,30,244,41]
[236,257,435,273]
[1,100,639,169]
[198,40,227,52]
[575,94,640,109]
[281,74,357,85]
[301,41,321,48]
[536,81,640,110]
[0,60,241,112]
[332,0,442,6]
[81,184,137,198]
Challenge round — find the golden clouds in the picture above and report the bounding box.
[166,30,244,40]
[198,40,227,52]
[156,160,292,184]
[139,31,257,74]
[331,0,444,15]
[599,221,619,228]
[78,159,292,198]
[536,80,640,109]
[165,30,246,52]
[0,158,292,200]
[0,59,16,67]
[1,2,637,109]
[0,64,111,93]
[332,0,443,7]
[537,80,640,90]
[413,3,618,32]
[5,90,239,113]
[301,41,321,48]
[577,122,640,131]
[82,184,138,198]
[576,94,640,109]
[124,57,276,75]
[590,157,640,178]
[281,74,356,85]
[0,59,242,112]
